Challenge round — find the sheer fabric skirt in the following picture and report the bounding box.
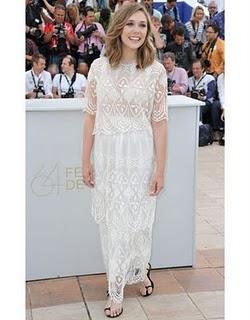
[91,129,156,303]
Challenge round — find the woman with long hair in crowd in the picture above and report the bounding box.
[66,3,81,31]
[82,3,168,318]
[185,5,206,58]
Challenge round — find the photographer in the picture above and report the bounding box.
[43,4,75,67]
[95,8,114,32]
[26,0,44,46]
[201,23,224,78]
[161,15,189,44]
[52,55,87,98]
[25,53,53,99]
[163,52,188,95]
[187,59,219,128]
[165,26,195,73]
[75,6,105,73]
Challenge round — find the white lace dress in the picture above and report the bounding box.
[84,56,168,303]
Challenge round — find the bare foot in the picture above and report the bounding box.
[139,275,153,296]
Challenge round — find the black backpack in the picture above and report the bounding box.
[199,124,214,147]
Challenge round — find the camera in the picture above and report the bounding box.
[61,87,75,99]
[54,23,66,39]
[167,78,176,95]
[76,24,98,39]
[202,59,211,69]
[29,18,42,39]
[33,80,45,98]
[79,43,100,66]
[191,88,206,99]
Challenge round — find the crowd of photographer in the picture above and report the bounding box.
[25,0,224,144]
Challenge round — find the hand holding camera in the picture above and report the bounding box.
[61,87,75,99]
[190,88,206,100]
[33,79,45,98]
[76,24,98,40]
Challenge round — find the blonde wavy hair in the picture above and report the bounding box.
[191,5,205,21]
[105,3,155,69]
[66,3,80,27]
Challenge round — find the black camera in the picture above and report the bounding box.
[29,18,42,39]
[33,80,45,98]
[61,87,74,99]
[54,23,66,39]
[76,24,98,39]
[202,59,211,69]
[191,88,206,99]
[167,78,176,95]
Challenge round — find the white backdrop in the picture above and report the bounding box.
[26,96,204,280]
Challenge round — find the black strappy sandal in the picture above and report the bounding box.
[140,262,154,297]
[104,306,123,318]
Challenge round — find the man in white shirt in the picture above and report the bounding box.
[25,53,53,99]
[52,55,87,98]
[187,59,216,125]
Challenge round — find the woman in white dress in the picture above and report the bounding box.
[82,3,168,318]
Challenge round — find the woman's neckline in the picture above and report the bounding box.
[120,60,137,67]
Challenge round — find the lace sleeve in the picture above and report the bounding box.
[84,63,97,115]
[151,67,168,122]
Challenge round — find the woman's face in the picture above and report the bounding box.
[121,11,148,51]
[194,9,204,21]
[68,9,75,20]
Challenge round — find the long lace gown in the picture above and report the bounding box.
[84,56,168,303]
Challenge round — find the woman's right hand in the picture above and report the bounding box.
[82,162,94,188]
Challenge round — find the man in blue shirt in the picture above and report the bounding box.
[158,0,181,22]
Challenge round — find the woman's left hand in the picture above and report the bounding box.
[149,173,164,196]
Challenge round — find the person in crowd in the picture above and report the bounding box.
[41,0,67,15]
[114,0,125,12]
[216,71,225,145]
[163,52,188,95]
[65,3,82,60]
[114,0,135,11]
[26,38,39,71]
[158,0,181,22]
[47,63,59,79]
[77,62,88,76]
[96,0,109,10]
[43,4,75,67]
[212,9,224,40]
[151,16,166,62]
[75,6,105,74]
[165,26,195,73]
[207,1,218,20]
[26,0,45,46]
[66,3,81,31]
[201,23,224,77]
[141,0,162,20]
[95,8,114,32]
[82,3,167,318]
[185,6,206,58]
[52,55,87,98]
[187,59,220,131]
[25,53,53,99]
[161,14,189,43]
